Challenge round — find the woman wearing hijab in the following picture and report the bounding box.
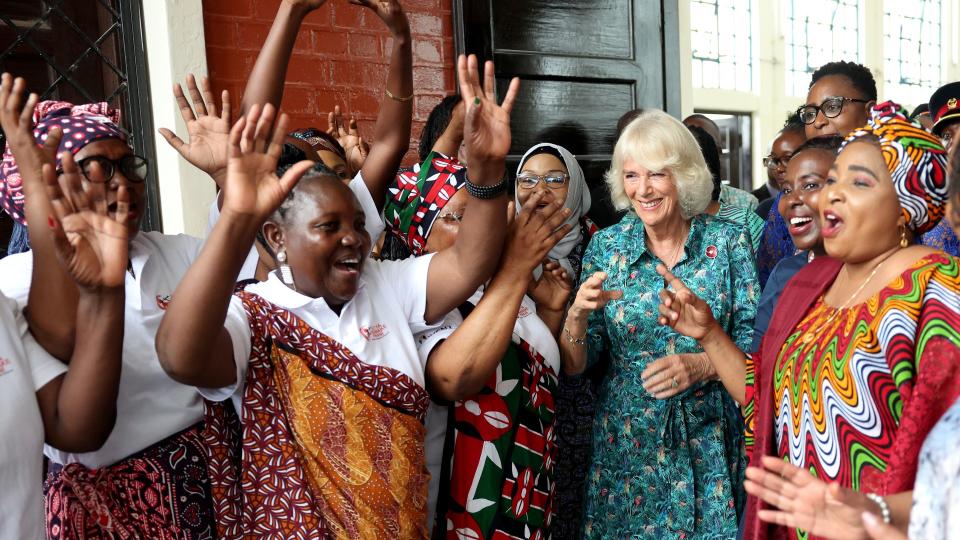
[512,142,599,538]
[514,143,593,280]
[656,102,960,540]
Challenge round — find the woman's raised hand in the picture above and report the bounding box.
[456,54,520,182]
[327,105,368,172]
[221,104,314,222]
[348,0,409,34]
[503,190,573,277]
[0,73,62,184]
[529,260,573,313]
[43,155,128,290]
[655,263,720,341]
[569,271,623,320]
[158,74,232,185]
[745,456,882,540]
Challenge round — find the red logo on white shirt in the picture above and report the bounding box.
[0,357,11,377]
[518,305,531,318]
[359,323,389,341]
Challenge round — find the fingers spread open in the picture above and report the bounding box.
[501,77,520,115]
[277,159,315,194]
[43,163,70,221]
[20,92,37,125]
[482,60,496,101]
[253,104,277,153]
[267,113,290,159]
[186,73,209,117]
[228,116,246,158]
[173,83,196,123]
[219,89,231,123]
[200,76,218,117]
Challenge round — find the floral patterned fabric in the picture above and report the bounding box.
[720,183,760,212]
[579,211,759,539]
[204,290,431,540]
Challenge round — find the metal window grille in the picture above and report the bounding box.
[690,0,753,92]
[0,0,160,231]
[783,0,861,97]
[883,0,942,108]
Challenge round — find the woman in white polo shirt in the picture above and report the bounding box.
[0,76,126,538]
[156,55,518,539]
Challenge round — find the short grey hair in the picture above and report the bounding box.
[605,109,713,219]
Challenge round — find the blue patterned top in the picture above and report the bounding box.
[580,211,759,539]
[921,217,960,257]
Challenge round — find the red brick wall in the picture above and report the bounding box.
[202,0,456,165]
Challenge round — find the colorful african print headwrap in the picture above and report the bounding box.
[841,101,949,235]
[1,100,123,225]
[289,127,346,160]
[384,151,466,256]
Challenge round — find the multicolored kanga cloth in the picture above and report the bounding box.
[745,254,960,540]
[384,151,466,256]
[204,290,430,540]
[44,424,216,540]
[434,311,559,540]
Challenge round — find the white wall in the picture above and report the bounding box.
[682,0,960,190]
[142,0,215,237]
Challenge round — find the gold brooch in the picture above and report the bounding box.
[949,97,958,109]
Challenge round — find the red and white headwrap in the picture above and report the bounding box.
[841,101,949,235]
[0,100,123,225]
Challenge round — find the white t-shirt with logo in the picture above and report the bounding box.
[0,293,67,540]
[0,174,384,469]
[201,253,445,407]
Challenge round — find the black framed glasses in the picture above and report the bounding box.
[797,97,870,125]
[72,155,149,184]
[762,154,793,170]
[516,172,569,189]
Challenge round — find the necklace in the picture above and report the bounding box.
[650,223,689,270]
[801,249,899,344]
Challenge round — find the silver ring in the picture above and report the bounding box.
[672,376,679,389]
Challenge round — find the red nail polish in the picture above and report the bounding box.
[47,215,56,229]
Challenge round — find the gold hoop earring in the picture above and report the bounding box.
[899,224,909,248]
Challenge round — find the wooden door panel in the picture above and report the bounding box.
[492,1,634,59]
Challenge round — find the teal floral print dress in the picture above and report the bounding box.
[579,211,758,539]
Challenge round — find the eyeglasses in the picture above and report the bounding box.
[762,154,793,170]
[516,172,569,189]
[65,155,149,184]
[797,97,870,125]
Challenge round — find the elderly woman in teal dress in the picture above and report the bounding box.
[559,109,758,538]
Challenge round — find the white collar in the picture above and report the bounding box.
[255,271,368,311]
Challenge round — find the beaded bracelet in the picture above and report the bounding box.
[865,493,891,524]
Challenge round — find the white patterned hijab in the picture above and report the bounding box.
[515,143,592,277]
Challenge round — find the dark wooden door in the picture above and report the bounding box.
[453,0,681,227]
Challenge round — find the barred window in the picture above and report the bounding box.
[0,0,159,233]
[783,0,861,97]
[883,0,942,108]
[690,0,753,91]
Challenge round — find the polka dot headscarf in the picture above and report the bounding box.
[1,100,124,225]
